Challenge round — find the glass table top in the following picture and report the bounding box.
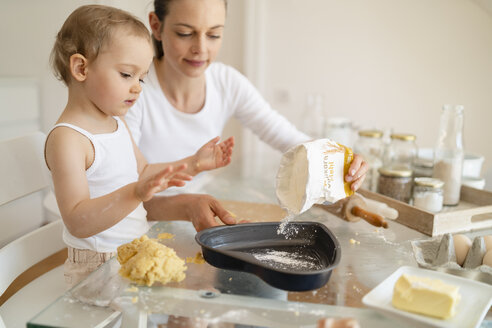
[27,167,492,327]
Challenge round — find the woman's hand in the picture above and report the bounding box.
[345,154,369,191]
[135,164,192,201]
[144,194,246,232]
[193,136,234,173]
[183,194,237,231]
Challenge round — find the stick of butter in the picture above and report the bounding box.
[392,273,461,319]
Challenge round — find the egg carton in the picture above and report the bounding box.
[411,234,492,285]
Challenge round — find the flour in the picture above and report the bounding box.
[276,212,297,237]
[251,248,322,271]
[433,158,462,206]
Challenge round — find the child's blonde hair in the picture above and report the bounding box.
[50,5,151,85]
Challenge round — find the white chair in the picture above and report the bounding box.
[485,166,492,192]
[43,190,63,223]
[0,132,68,327]
[0,132,50,247]
[0,220,67,327]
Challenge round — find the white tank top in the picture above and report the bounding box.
[48,117,149,252]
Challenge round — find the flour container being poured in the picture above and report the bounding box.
[276,139,354,214]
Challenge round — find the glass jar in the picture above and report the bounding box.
[377,167,413,203]
[324,117,354,147]
[354,130,384,192]
[383,133,418,171]
[413,157,434,178]
[432,105,464,206]
[412,177,444,213]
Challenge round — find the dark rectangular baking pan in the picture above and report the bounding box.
[195,221,341,291]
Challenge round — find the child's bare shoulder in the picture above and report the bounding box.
[46,126,89,148]
[45,126,94,169]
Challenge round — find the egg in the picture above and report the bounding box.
[483,235,492,251]
[483,249,492,267]
[452,234,472,266]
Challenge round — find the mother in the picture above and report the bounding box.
[126,0,368,230]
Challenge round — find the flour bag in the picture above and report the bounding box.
[276,139,354,214]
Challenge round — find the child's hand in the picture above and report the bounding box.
[136,164,192,201]
[345,154,369,191]
[193,136,234,173]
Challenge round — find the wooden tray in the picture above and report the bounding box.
[358,186,492,236]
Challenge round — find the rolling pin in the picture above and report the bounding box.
[364,198,399,220]
[322,194,389,228]
[342,194,388,228]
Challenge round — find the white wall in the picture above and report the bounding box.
[0,0,246,164]
[1,0,491,183]
[253,0,492,179]
[0,1,83,134]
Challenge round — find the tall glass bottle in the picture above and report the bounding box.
[432,105,464,206]
[301,93,325,139]
[354,130,383,191]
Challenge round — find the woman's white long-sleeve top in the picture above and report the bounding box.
[125,61,310,193]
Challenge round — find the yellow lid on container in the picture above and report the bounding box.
[390,133,416,141]
[358,130,383,138]
[414,177,444,189]
[378,167,413,178]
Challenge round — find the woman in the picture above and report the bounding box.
[126,0,368,229]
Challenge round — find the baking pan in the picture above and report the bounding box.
[195,221,341,291]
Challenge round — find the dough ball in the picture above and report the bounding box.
[117,235,187,286]
[483,249,492,267]
[483,235,492,251]
[452,234,471,266]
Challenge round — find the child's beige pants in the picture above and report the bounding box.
[64,246,116,288]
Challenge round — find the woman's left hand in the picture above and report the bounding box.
[345,154,369,191]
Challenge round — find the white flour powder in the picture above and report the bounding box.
[251,249,322,271]
[433,158,462,205]
[276,213,297,237]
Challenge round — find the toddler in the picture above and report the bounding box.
[45,4,233,287]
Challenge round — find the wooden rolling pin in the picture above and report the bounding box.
[350,204,388,228]
[342,193,388,228]
[321,194,389,228]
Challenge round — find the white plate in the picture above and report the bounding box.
[362,266,492,328]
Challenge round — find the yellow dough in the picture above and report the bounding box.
[186,252,205,264]
[117,235,187,286]
[157,232,175,239]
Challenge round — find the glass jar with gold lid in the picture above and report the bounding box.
[354,130,384,191]
[412,177,444,213]
[377,167,413,203]
[383,133,418,171]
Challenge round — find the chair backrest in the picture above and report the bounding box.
[0,219,65,299]
[0,131,49,247]
[485,166,492,191]
[0,77,40,141]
